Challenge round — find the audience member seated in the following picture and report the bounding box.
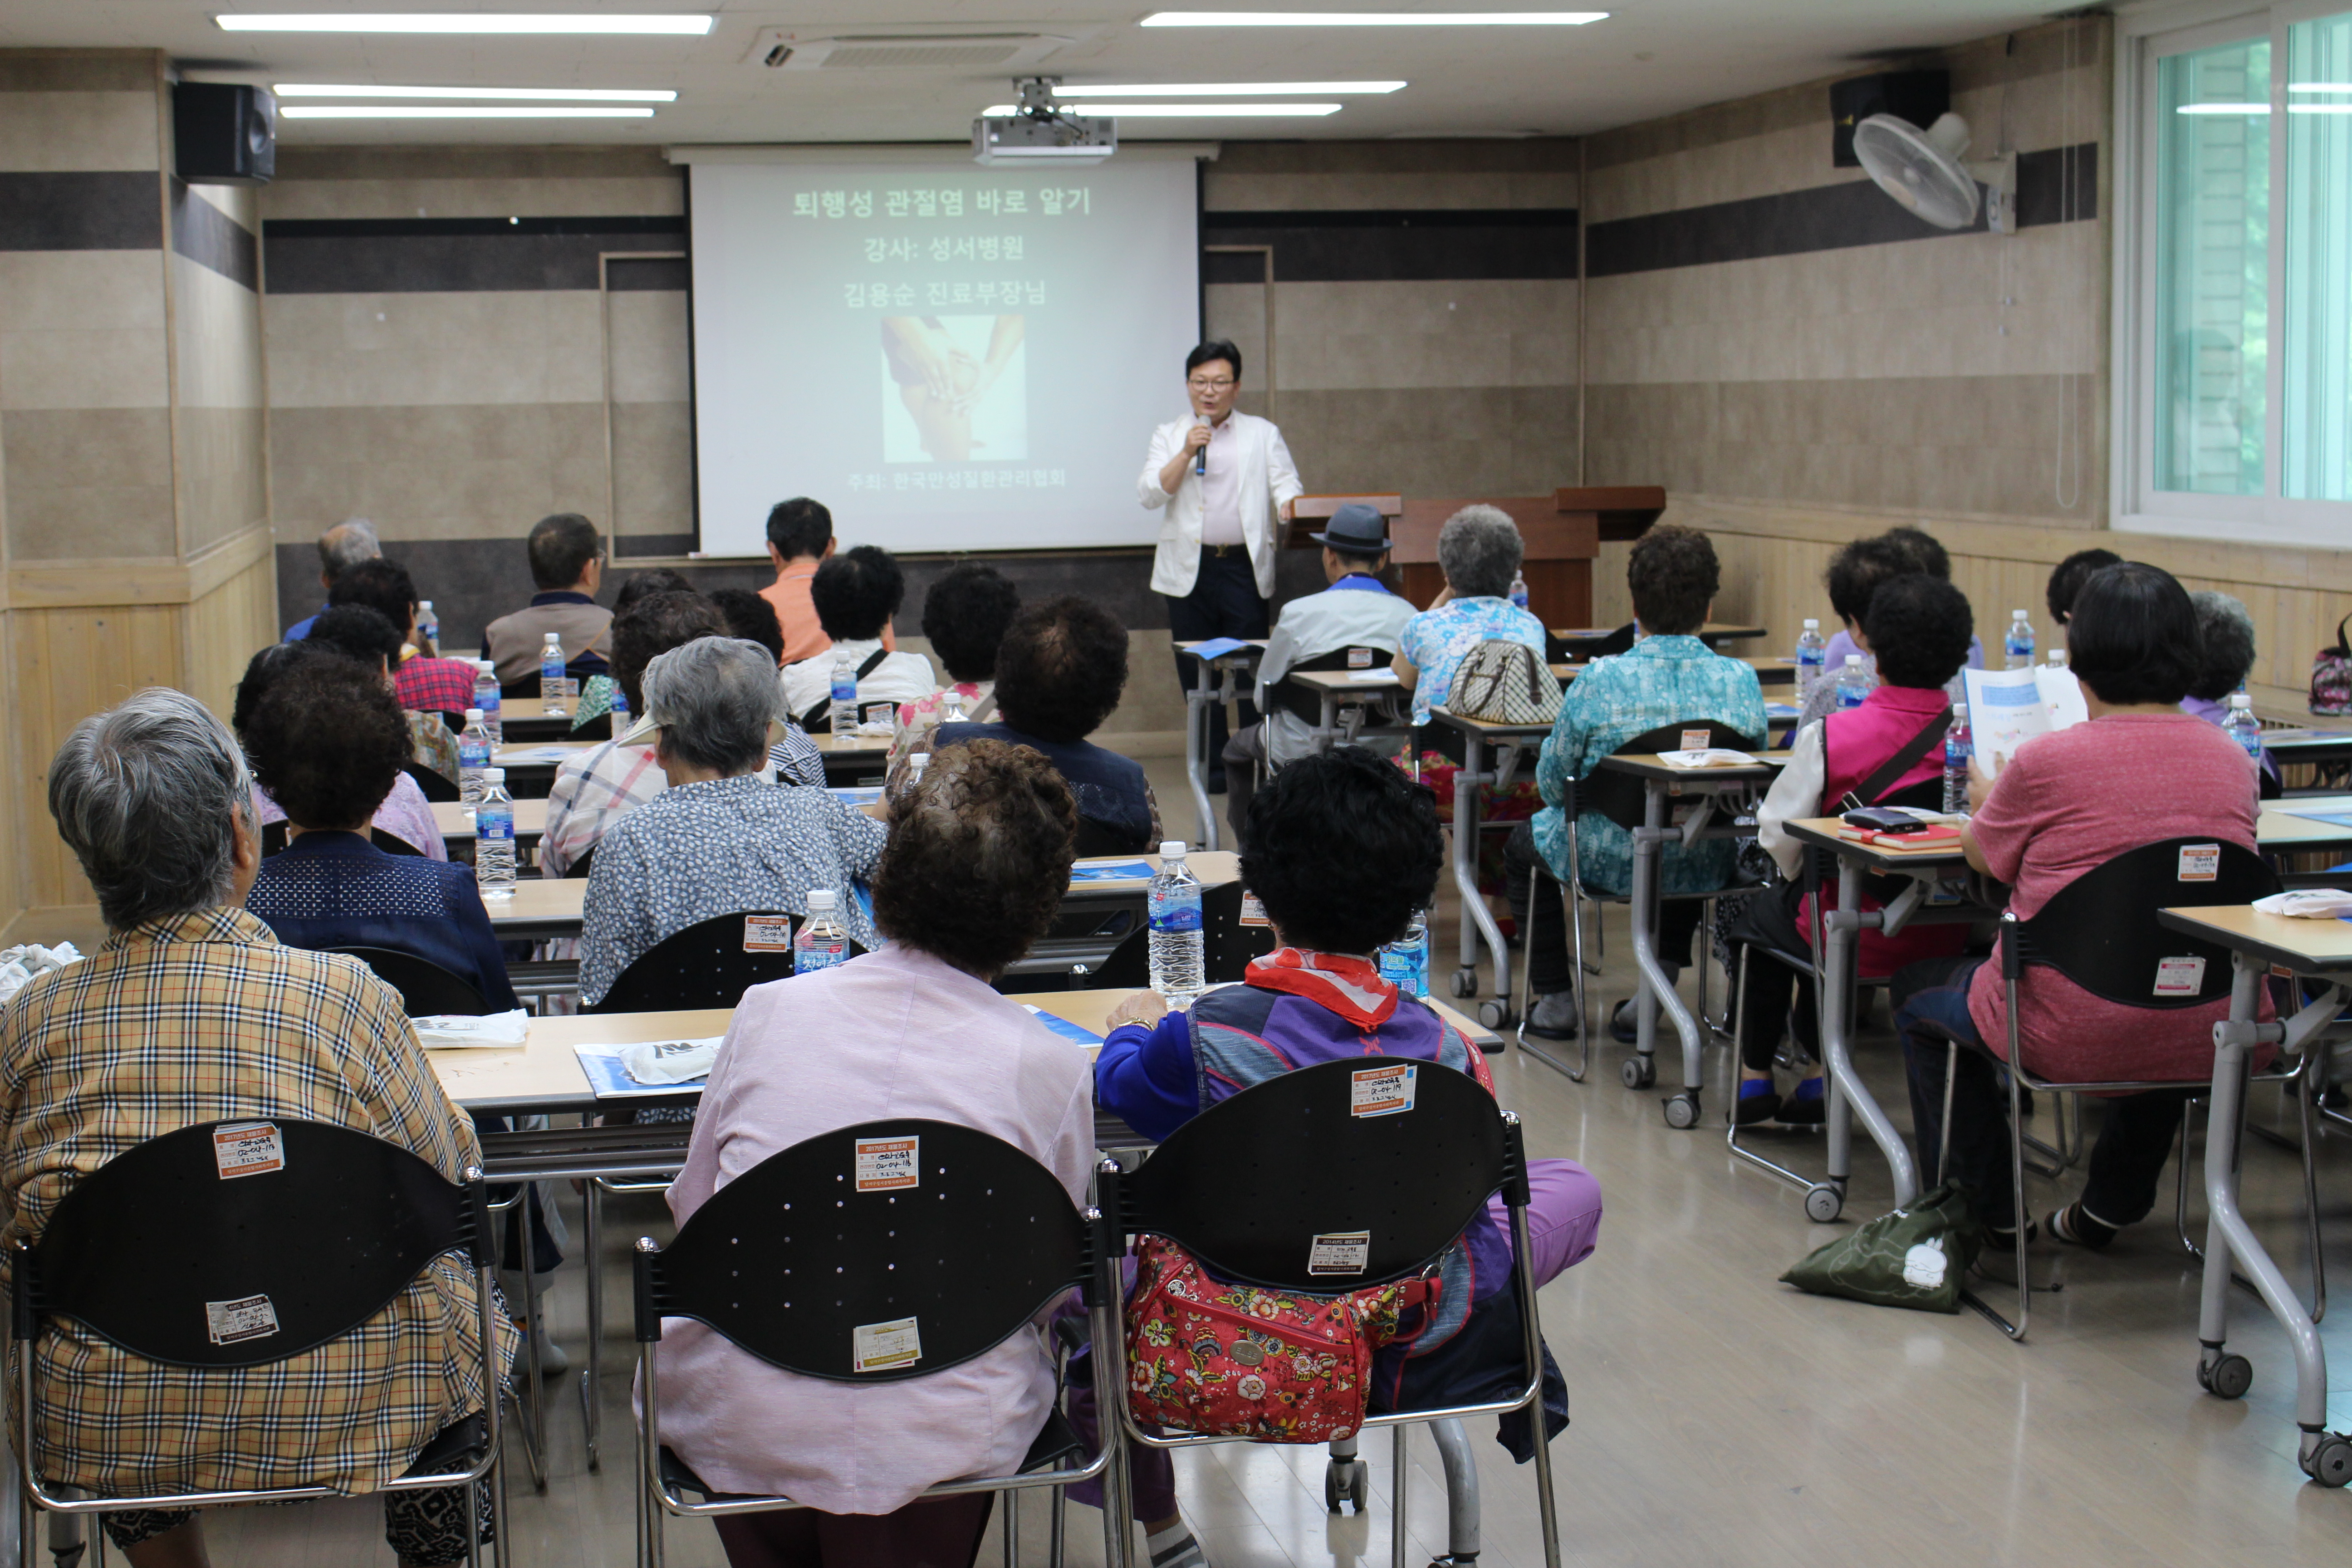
[758,495,897,666]
[284,517,379,640]
[1737,574,1976,1126]
[2183,589,2278,793]
[2,688,512,1568]
[573,568,694,732]
[1505,525,1765,1043]
[581,637,886,1006]
[1224,501,1417,834]
[710,584,787,666]
[702,584,831,781]
[926,595,1159,853]
[1894,562,2268,1259]
[780,545,937,729]
[483,512,612,686]
[2045,546,2123,635]
[657,740,1090,1568]
[1099,748,1598,1489]
[1393,505,1546,728]
[336,557,478,722]
[891,561,1021,765]
[1803,535,1954,728]
[237,632,447,862]
[308,602,466,791]
[241,655,518,1010]
[1873,526,1986,670]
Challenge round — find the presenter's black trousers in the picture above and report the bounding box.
[1165,544,1269,789]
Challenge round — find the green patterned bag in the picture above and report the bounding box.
[1779,1181,1984,1313]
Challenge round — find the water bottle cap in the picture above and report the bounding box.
[807,889,838,911]
[477,660,495,674]
[419,601,433,611]
[483,768,505,784]
[2230,691,2252,707]
[1844,655,1862,666]
[2012,609,2028,620]
[466,707,483,723]
[1952,702,1967,721]
[1159,840,1187,858]
[544,632,560,645]
[1802,618,1818,629]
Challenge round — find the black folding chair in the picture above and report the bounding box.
[1097,1058,1562,1568]
[10,1120,507,1568]
[564,844,598,881]
[1933,838,2316,1341]
[405,760,462,806]
[260,823,427,858]
[589,909,804,1014]
[328,946,491,1017]
[632,1119,1123,1568]
[1263,645,1410,763]
[1079,881,1271,991]
[1073,814,1150,859]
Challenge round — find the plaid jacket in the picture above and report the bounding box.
[393,655,481,717]
[0,908,516,1495]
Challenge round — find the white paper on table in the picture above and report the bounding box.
[415,1009,530,1049]
[2252,889,2352,919]
[1962,665,2087,771]
[1659,748,1758,768]
[575,1037,726,1097]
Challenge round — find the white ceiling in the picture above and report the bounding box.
[2,2,2066,146]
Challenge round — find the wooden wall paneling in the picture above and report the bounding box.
[183,552,278,720]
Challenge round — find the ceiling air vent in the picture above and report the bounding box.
[744,29,1072,71]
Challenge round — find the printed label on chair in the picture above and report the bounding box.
[851,1315,922,1372]
[2177,844,2220,882]
[211,1122,284,1180]
[743,915,793,952]
[1239,893,1270,928]
[205,1294,279,1345]
[1348,646,1373,669]
[853,1136,919,1191]
[2154,956,2208,996]
[1349,1063,1417,1117]
[1308,1231,1372,1276]
[1680,728,1710,752]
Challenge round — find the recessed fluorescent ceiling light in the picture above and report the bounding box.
[2288,83,2352,91]
[275,83,676,101]
[280,105,656,118]
[1057,80,1403,94]
[1142,11,1605,25]
[2176,102,2270,113]
[2289,103,2352,112]
[218,14,712,34]
[982,102,1341,116]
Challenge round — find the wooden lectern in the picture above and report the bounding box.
[1290,487,1665,629]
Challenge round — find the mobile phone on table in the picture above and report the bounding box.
[1842,807,1926,833]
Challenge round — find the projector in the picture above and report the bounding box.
[973,77,1115,166]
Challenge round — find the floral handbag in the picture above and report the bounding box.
[1123,1236,1432,1442]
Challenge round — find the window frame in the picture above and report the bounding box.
[2113,0,2352,544]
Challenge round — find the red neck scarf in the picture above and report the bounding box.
[1245,948,1398,1029]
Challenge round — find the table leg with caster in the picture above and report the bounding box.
[1817,863,1917,1208]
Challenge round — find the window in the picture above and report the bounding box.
[2118,3,2352,541]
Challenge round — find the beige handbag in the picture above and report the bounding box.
[1446,640,1563,725]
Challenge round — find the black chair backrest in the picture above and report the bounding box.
[1547,622,1637,663]
[403,760,461,805]
[564,843,598,881]
[434,710,468,736]
[1120,1058,1510,1293]
[1073,814,1149,859]
[590,909,802,1014]
[328,945,491,1016]
[260,819,288,857]
[20,1119,482,1369]
[1084,880,1267,990]
[1578,720,1764,831]
[639,1118,1088,1382]
[2009,837,2278,1008]
[372,828,426,858]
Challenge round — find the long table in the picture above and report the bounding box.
[432,798,548,850]
[1175,639,1267,853]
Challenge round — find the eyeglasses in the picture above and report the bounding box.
[1187,377,1236,392]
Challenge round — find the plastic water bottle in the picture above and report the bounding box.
[609,682,630,731]
[942,688,968,726]
[415,598,438,652]
[2005,610,2036,670]
[457,708,490,807]
[540,632,569,706]
[1794,618,1826,704]
[1509,570,1530,612]
[2224,692,2264,763]
[2046,647,2068,671]
[1147,842,1206,1009]
[830,654,858,726]
[1379,909,1430,999]
[1943,702,1972,815]
[1835,654,1871,711]
[794,890,851,974]
[475,769,516,897]
[473,661,503,745]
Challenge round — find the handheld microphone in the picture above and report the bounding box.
[1194,418,1210,476]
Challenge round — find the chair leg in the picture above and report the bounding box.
[1429,1417,1479,1565]
[1003,1487,1018,1568]
[1389,1424,1410,1568]
[2297,1060,2328,1325]
[1049,1484,1067,1568]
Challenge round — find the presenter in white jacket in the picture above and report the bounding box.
[1137,338,1304,790]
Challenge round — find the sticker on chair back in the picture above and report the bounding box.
[853,1135,918,1192]
[2154,956,2208,997]
[1348,646,1373,669]
[1349,1063,1416,1117]
[743,915,793,952]
[1239,892,1270,928]
[205,1294,279,1346]
[1680,729,1710,753]
[211,1122,284,1180]
[851,1315,922,1372]
[2178,844,2220,882]
[1308,1231,1372,1276]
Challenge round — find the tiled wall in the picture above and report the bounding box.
[1582,17,2109,533]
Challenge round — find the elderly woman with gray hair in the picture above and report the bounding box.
[2183,588,2279,794]
[579,636,887,1006]
[0,688,511,1568]
[1392,504,1547,728]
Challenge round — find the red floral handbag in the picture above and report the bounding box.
[1123,1236,1434,1442]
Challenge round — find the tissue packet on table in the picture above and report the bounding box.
[1659,748,1758,769]
[2252,890,2352,920]
[414,1009,530,1048]
[623,1038,720,1085]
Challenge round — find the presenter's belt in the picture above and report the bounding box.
[1200,543,1244,558]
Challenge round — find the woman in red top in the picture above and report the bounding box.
[1893,562,2264,1253]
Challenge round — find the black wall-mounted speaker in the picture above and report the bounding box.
[1830,71,1949,168]
[174,82,276,186]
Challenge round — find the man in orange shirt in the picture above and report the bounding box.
[757,496,895,667]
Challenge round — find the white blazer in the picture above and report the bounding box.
[1135,409,1304,600]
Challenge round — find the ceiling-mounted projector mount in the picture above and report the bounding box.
[974,77,1117,166]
